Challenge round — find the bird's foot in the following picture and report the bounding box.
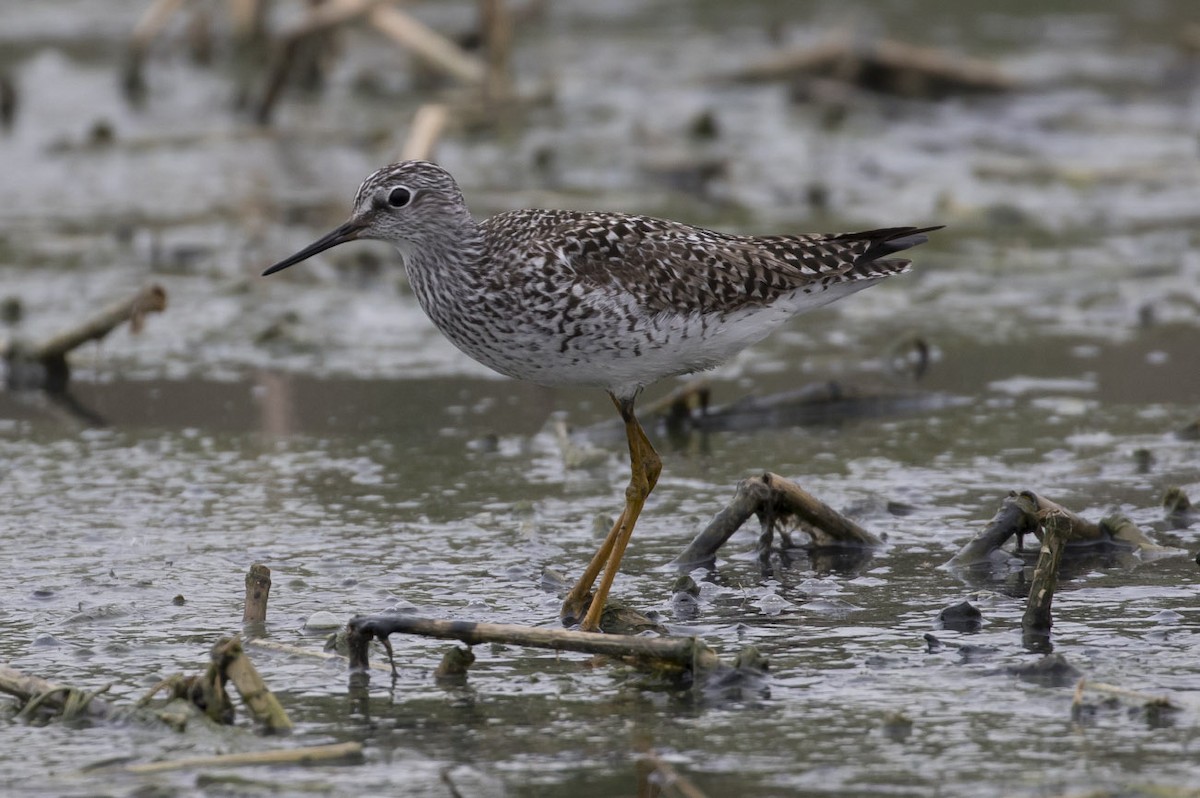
[560,591,596,629]
[562,594,665,635]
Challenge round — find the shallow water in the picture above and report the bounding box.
[2,1,1200,796]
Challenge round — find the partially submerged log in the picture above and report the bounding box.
[673,472,881,571]
[946,492,1038,568]
[346,614,721,676]
[728,35,1014,99]
[648,380,964,436]
[140,636,292,734]
[948,490,1176,570]
[1,283,167,391]
[120,741,363,775]
[0,664,118,722]
[3,653,289,732]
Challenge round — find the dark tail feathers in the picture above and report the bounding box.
[836,225,943,262]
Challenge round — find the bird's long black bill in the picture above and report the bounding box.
[262,219,366,276]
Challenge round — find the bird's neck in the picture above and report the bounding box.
[400,216,490,321]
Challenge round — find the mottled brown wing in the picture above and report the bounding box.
[517,211,936,315]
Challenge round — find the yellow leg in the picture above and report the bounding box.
[560,506,627,624]
[560,393,662,631]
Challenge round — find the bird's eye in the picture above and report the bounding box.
[388,187,413,208]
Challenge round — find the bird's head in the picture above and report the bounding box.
[262,160,472,276]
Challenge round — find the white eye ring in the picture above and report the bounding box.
[387,186,414,208]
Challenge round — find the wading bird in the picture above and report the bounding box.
[264,160,938,631]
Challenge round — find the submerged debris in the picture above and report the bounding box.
[433,645,476,684]
[1005,653,1082,688]
[728,35,1014,99]
[345,614,721,678]
[1020,511,1070,653]
[673,472,880,571]
[937,601,982,633]
[948,490,1175,572]
[119,742,364,775]
[636,749,711,798]
[2,634,291,739]
[140,636,292,735]
[1,283,167,392]
[646,379,964,437]
[597,602,668,636]
[1162,486,1195,528]
[1071,678,1182,727]
[1175,418,1200,441]
[923,633,1000,662]
[0,664,116,723]
[880,711,914,743]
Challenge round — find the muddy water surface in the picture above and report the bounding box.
[2,1,1200,796]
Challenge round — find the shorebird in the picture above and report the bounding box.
[264,160,938,632]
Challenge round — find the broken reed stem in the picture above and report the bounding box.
[220,638,293,734]
[122,741,364,774]
[31,284,167,363]
[287,0,393,39]
[1021,511,1069,650]
[1018,491,1100,544]
[947,492,1037,568]
[200,640,235,723]
[228,0,268,40]
[347,615,721,672]
[130,0,187,52]
[369,5,486,85]
[400,103,449,161]
[729,35,1013,94]
[480,0,513,101]
[0,665,117,722]
[257,1,483,123]
[673,472,879,569]
[194,638,292,730]
[255,0,388,123]
[243,563,272,625]
[762,472,881,545]
[643,378,710,420]
[673,477,766,568]
[1027,494,1169,552]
